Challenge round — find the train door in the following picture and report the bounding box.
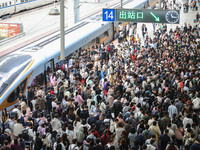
[44,58,55,90]
[7,78,28,103]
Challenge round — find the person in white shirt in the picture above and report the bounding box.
[51,114,62,132]
[12,105,21,119]
[31,96,37,111]
[183,114,193,129]
[68,139,79,150]
[13,119,23,137]
[168,101,178,119]
[134,108,144,121]
[166,123,175,140]
[52,97,57,109]
[146,139,156,150]
[192,94,200,111]
[6,116,15,133]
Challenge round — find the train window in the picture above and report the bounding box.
[5,3,7,7]
[96,37,100,44]
[0,5,1,8]
[7,78,27,103]
[2,3,4,7]
[21,0,25,3]
[104,31,109,36]
[0,83,8,95]
[9,1,11,5]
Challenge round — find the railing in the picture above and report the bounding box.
[0,32,25,46]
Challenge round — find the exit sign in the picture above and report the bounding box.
[102,9,180,24]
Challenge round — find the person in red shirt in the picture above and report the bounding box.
[100,130,110,147]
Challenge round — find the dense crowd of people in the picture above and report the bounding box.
[0,1,200,150]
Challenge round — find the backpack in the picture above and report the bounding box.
[20,115,25,126]
[33,119,41,132]
[61,64,65,71]
[99,123,106,135]
[81,143,90,150]
[143,130,151,140]
[22,128,29,141]
[166,143,176,150]
[69,145,78,150]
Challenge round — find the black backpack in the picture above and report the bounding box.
[22,128,29,141]
[99,121,110,135]
[33,119,41,132]
[20,115,25,126]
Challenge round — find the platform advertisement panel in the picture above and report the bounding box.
[0,23,23,38]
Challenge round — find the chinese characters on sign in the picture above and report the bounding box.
[119,11,144,20]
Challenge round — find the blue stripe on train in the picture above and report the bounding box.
[0,0,37,10]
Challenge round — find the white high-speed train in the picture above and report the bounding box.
[0,0,57,17]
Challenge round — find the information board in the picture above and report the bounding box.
[102,9,180,24]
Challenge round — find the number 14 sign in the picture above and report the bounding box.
[103,9,116,21]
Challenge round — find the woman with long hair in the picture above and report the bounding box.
[54,137,65,150]
[50,73,57,86]
[61,133,70,150]
[73,116,81,135]
[1,107,8,133]
[68,108,76,125]
[100,130,110,147]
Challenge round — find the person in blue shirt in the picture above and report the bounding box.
[101,69,106,80]
[134,128,146,147]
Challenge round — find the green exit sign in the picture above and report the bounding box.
[115,9,180,24]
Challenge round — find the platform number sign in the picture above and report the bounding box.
[103,9,115,21]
